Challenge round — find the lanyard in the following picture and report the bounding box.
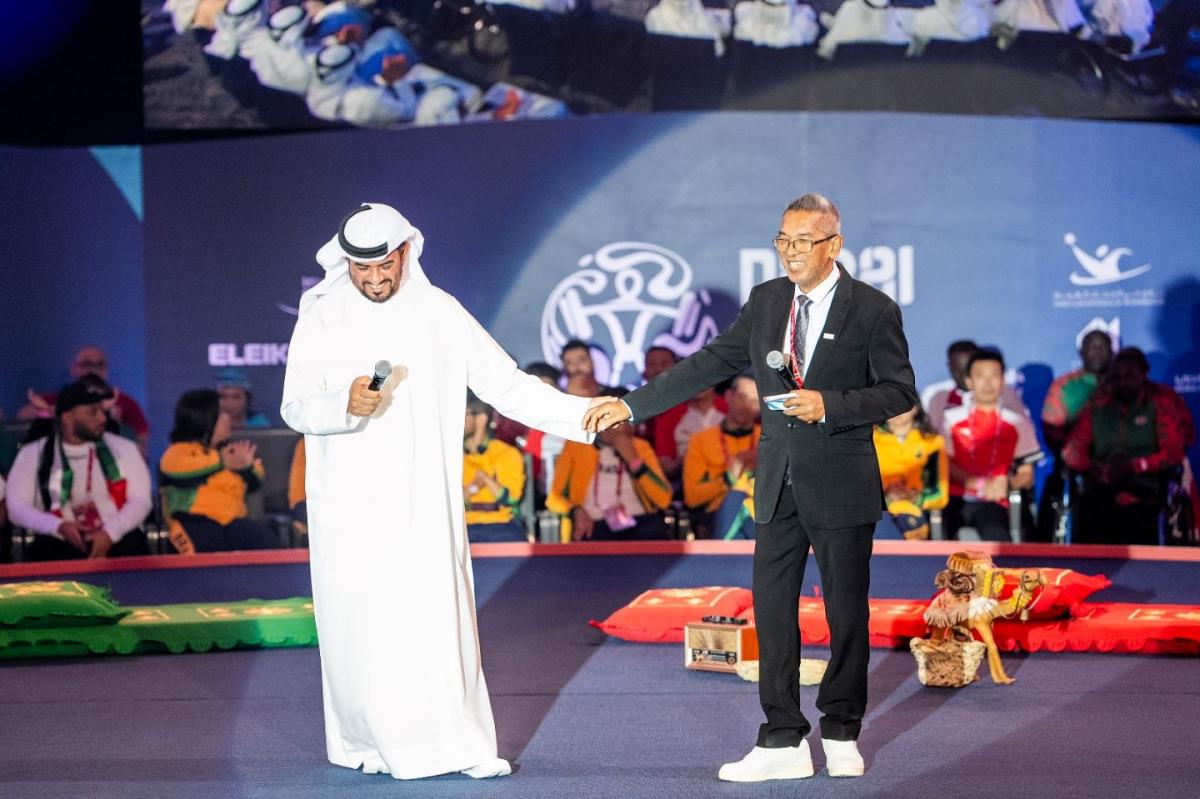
[84,448,95,496]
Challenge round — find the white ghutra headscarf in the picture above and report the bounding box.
[302,203,430,315]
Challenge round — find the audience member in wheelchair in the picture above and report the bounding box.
[550,389,673,541]
[5,379,153,561]
[873,402,949,540]
[1038,329,1113,538]
[1063,347,1196,545]
[682,375,760,538]
[159,389,281,552]
[943,349,1042,541]
[463,393,529,543]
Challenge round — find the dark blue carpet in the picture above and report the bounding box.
[1,553,1196,798]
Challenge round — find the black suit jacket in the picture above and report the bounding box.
[625,265,917,528]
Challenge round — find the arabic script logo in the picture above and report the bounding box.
[1065,233,1151,286]
[540,242,721,386]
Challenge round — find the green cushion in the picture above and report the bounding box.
[0,581,129,628]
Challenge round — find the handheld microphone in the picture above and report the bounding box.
[766,350,798,390]
[368,360,392,391]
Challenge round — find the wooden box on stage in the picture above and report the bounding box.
[684,620,758,673]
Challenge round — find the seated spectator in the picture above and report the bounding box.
[907,0,993,56]
[943,349,1042,541]
[683,375,761,537]
[463,393,528,543]
[637,345,689,478]
[159,389,280,552]
[1042,330,1114,455]
[990,0,1087,47]
[6,379,152,561]
[1063,348,1196,545]
[19,346,150,451]
[216,368,271,429]
[519,362,565,506]
[1084,0,1154,54]
[306,37,418,128]
[674,387,727,462]
[873,403,949,540]
[1037,329,1113,538]
[922,339,1029,436]
[645,0,731,55]
[288,437,307,536]
[204,0,268,61]
[549,392,672,541]
[561,339,607,398]
[734,0,819,48]
[817,0,915,60]
[247,4,312,95]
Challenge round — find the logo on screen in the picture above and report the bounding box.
[738,245,914,306]
[1064,233,1151,286]
[540,242,721,386]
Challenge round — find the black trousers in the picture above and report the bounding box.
[174,513,281,552]
[753,480,873,746]
[25,529,150,561]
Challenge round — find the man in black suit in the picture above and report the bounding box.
[584,194,917,782]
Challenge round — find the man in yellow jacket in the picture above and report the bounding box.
[684,375,761,537]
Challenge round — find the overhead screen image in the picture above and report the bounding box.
[143,0,1200,131]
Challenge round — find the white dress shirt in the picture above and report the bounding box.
[782,265,841,381]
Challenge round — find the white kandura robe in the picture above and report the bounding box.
[281,277,593,779]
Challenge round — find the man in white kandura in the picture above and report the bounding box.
[281,203,599,780]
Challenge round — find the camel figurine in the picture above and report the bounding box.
[924,551,1046,685]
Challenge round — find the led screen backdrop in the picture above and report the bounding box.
[137,112,1200,465]
[142,0,1200,132]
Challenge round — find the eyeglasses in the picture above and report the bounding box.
[771,233,839,254]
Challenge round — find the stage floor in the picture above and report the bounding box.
[1,549,1197,798]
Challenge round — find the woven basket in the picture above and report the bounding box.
[910,628,986,688]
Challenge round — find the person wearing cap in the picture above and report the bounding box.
[18,345,150,451]
[5,380,152,561]
[281,202,603,781]
[215,368,271,430]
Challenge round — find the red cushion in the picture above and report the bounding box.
[590,587,754,643]
[996,568,1111,620]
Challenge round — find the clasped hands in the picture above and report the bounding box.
[56,521,113,559]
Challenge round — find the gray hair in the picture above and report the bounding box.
[784,193,841,237]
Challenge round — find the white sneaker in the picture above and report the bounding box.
[821,738,864,777]
[461,757,512,779]
[717,742,814,782]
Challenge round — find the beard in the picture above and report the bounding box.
[72,419,105,443]
[355,280,399,303]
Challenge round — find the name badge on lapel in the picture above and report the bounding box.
[822,333,835,341]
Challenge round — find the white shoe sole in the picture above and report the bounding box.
[827,764,864,778]
[718,763,815,782]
